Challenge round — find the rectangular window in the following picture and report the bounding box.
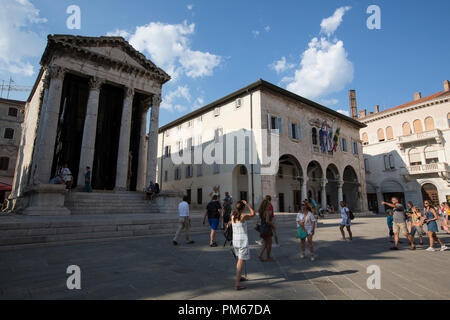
[178,141,183,156]
[186,165,193,178]
[268,114,283,134]
[352,141,359,155]
[4,128,14,139]
[175,167,181,180]
[164,146,171,158]
[197,188,203,205]
[341,138,348,152]
[164,170,168,182]
[0,157,9,171]
[186,137,193,151]
[289,122,302,140]
[426,158,439,164]
[8,107,18,117]
[197,164,203,177]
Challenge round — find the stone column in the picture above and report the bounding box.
[321,179,327,210]
[136,102,149,191]
[115,87,135,191]
[35,65,66,184]
[77,77,103,188]
[146,94,161,186]
[301,178,308,203]
[337,180,344,203]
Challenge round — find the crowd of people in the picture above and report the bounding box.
[172,189,363,290]
[384,197,449,252]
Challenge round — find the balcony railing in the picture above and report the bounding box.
[406,162,449,175]
[398,129,442,144]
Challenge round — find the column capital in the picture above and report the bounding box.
[337,180,344,188]
[89,77,104,91]
[152,93,162,107]
[125,87,135,98]
[320,179,328,187]
[48,65,66,80]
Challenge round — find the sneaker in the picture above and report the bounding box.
[172,241,178,246]
[425,247,436,252]
[310,256,315,261]
[255,240,263,246]
[440,246,448,251]
[300,253,305,259]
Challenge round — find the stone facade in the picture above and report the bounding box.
[359,80,450,213]
[157,80,368,213]
[8,35,170,214]
[0,98,25,206]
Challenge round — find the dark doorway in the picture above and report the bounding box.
[128,93,145,191]
[51,74,89,187]
[197,188,203,205]
[92,84,124,190]
[293,190,301,212]
[186,189,192,204]
[367,193,378,213]
[421,183,439,207]
[279,193,285,212]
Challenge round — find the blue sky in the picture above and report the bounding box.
[1,0,449,126]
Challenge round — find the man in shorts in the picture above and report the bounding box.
[203,195,222,247]
[382,197,416,250]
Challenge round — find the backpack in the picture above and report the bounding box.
[348,208,355,220]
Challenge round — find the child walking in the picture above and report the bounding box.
[387,209,394,242]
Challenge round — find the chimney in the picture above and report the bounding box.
[414,92,422,100]
[375,105,380,113]
[359,109,367,118]
[369,112,374,115]
[444,80,450,91]
[349,90,357,119]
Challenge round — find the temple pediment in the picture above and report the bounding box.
[41,35,171,83]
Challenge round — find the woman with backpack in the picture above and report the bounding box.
[228,200,255,290]
[258,197,276,262]
[296,202,317,261]
[339,201,353,241]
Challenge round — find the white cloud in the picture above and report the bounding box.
[106,29,131,38]
[192,97,204,110]
[264,26,271,32]
[187,4,193,10]
[336,109,350,117]
[108,21,221,79]
[161,85,192,112]
[283,7,354,100]
[252,30,260,37]
[0,0,47,76]
[320,6,351,36]
[320,98,339,106]
[270,56,295,74]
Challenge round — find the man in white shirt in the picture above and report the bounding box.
[173,196,195,245]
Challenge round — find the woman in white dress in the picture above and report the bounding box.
[228,200,255,290]
[296,202,317,261]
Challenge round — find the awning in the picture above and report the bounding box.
[0,183,12,192]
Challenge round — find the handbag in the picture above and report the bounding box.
[297,226,307,239]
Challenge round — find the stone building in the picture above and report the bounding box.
[157,80,368,213]
[0,98,25,205]
[358,80,450,213]
[8,35,170,214]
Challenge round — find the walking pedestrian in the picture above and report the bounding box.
[386,209,394,242]
[84,166,93,193]
[257,197,275,262]
[422,200,448,252]
[441,202,450,234]
[296,202,316,261]
[227,200,255,290]
[339,201,353,241]
[222,192,233,230]
[406,201,414,233]
[410,206,424,246]
[382,197,416,250]
[173,196,195,246]
[203,195,222,247]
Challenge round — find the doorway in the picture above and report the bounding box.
[92,84,124,190]
[279,193,285,212]
[421,183,439,207]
